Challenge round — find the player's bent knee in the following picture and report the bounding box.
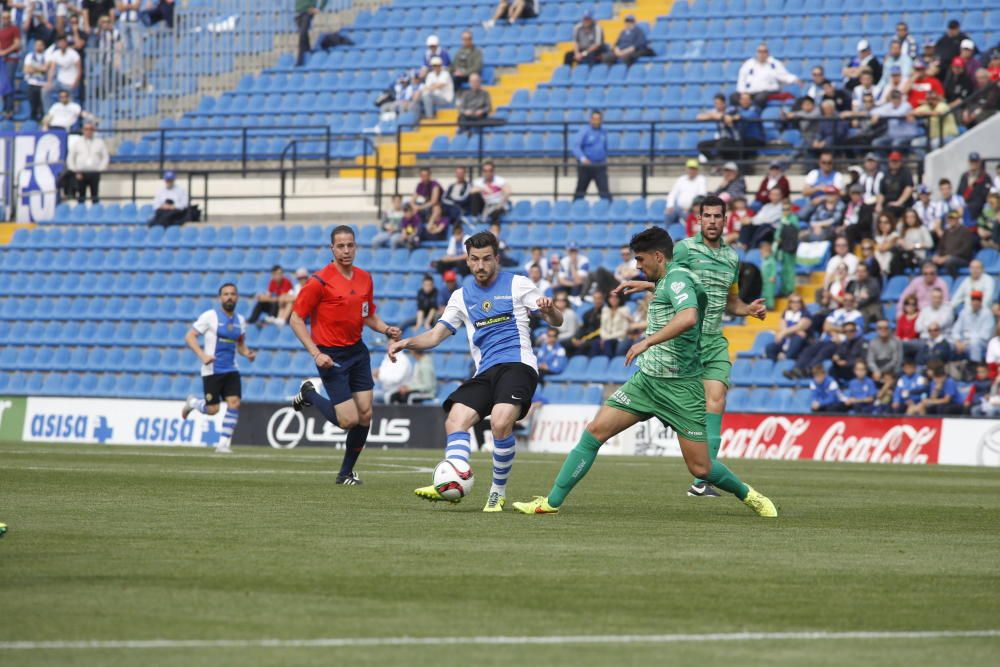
[228,398,241,410]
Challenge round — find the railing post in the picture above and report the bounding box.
[394,123,402,196]
[562,123,569,176]
[280,165,286,221]
[553,165,559,200]
[477,126,483,165]
[292,141,298,194]
[641,163,648,199]
[158,128,165,175]
[649,121,656,177]
[325,126,331,179]
[241,127,248,178]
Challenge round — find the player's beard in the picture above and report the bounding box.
[221,300,236,313]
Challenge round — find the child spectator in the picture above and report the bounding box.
[843,360,877,414]
[396,205,423,249]
[910,361,962,415]
[759,240,777,311]
[891,358,928,413]
[372,195,404,248]
[873,371,897,414]
[810,364,845,413]
[766,294,811,361]
[727,196,754,245]
[965,363,994,415]
[413,274,439,331]
[534,328,567,383]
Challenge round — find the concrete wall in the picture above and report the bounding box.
[924,114,1000,187]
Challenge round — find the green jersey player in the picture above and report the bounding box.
[624,194,766,498]
[512,227,776,517]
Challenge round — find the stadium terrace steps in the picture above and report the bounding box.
[0,224,35,246]
[344,0,675,176]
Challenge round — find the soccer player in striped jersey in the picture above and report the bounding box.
[387,232,563,512]
[181,283,256,454]
[513,227,776,517]
[289,225,401,486]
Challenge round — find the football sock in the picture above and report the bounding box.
[340,425,369,476]
[444,431,471,463]
[220,407,238,446]
[489,434,516,495]
[704,460,749,500]
[191,398,207,413]
[693,412,723,486]
[548,430,602,508]
[305,387,339,427]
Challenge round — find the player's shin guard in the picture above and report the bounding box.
[490,435,516,495]
[703,460,749,500]
[306,388,340,427]
[445,432,471,463]
[340,425,369,476]
[220,407,239,446]
[548,430,602,508]
[693,412,723,486]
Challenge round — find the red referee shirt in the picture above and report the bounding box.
[293,264,376,347]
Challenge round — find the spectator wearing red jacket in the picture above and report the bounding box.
[248,265,293,326]
[904,59,944,108]
[752,161,790,212]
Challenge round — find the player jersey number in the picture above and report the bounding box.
[361,302,369,317]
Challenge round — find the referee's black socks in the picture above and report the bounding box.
[340,426,369,476]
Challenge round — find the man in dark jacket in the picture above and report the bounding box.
[932,210,976,277]
[845,262,883,325]
[829,321,868,383]
[958,151,992,219]
[934,19,971,79]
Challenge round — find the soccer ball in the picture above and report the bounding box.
[432,459,475,501]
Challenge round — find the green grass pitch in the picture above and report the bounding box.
[2,441,999,666]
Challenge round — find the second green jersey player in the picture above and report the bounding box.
[625,195,767,498]
[513,227,776,517]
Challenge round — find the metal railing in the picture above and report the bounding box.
[84,1,291,126]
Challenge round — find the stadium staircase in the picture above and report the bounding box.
[346,0,675,175]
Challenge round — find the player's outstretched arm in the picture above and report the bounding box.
[726,290,767,321]
[184,328,213,365]
[613,280,655,296]
[535,296,563,327]
[363,313,401,340]
[387,322,451,362]
[624,308,698,366]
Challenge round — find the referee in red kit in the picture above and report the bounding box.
[290,225,401,485]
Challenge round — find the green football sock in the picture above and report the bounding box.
[704,460,749,500]
[693,412,723,486]
[548,430,602,508]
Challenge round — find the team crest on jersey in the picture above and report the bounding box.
[670,281,685,293]
[481,299,492,312]
[205,393,213,401]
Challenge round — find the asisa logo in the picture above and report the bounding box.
[134,417,197,443]
[30,413,89,440]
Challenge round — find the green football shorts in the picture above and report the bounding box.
[606,371,707,443]
[700,335,732,387]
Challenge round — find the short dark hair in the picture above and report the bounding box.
[465,231,499,255]
[699,194,727,217]
[218,282,237,295]
[590,109,603,118]
[713,93,726,102]
[330,225,355,242]
[811,364,826,375]
[629,226,673,259]
[270,264,282,273]
[938,177,951,186]
[482,160,495,169]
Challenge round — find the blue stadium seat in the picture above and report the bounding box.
[738,331,775,358]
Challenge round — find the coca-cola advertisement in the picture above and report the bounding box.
[721,413,942,465]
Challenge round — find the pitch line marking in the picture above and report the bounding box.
[2,630,998,650]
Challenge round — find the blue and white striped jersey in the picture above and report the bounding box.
[192,309,247,377]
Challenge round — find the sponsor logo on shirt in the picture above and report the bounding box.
[474,313,513,329]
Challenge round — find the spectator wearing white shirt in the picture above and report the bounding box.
[823,237,859,291]
[470,160,510,224]
[42,88,88,131]
[116,1,141,48]
[951,260,994,310]
[665,158,707,225]
[928,178,965,234]
[416,55,453,118]
[737,42,800,109]
[66,121,109,203]
[44,34,81,107]
[23,38,47,121]
[915,287,955,338]
[149,170,189,226]
[951,291,996,363]
[433,222,471,276]
[558,242,590,296]
[911,184,935,228]
[523,247,551,281]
